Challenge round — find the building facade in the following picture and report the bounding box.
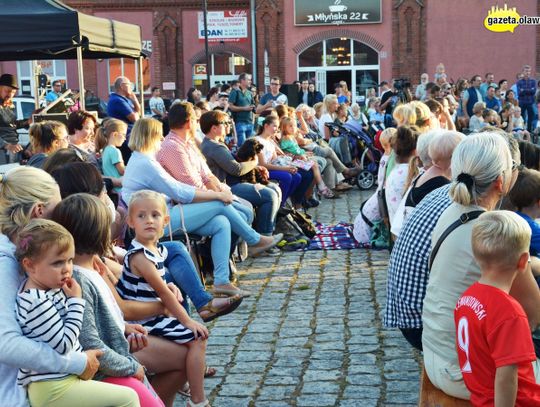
[1,0,538,104]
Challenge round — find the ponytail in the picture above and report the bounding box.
[29,120,66,153]
[94,118,127,153]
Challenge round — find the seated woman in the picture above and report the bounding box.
[256,115,314,209]
[199,110,280,236]
[67,110,97,160]
[318,95,352,166]
[26,121,69,168]
[123,117,282,298]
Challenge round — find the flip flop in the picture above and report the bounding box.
[198,295,244,323]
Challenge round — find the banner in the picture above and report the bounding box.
[198,10,248,43]
[294,0,382,26]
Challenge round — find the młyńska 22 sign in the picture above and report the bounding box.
[294,0,382,26]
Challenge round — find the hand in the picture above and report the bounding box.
[80,349,103,380]
[184,319,209,340]
[218,190,234,205]
[5,144,22,154]
[167,282,184,303]
[125,324,148,352]
[287,166,297,174]
[257,166,269,179]
[133,365,145,381]
[62,278,82,298]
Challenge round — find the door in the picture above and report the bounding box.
[325,70,352,98]
[316,71,326,95]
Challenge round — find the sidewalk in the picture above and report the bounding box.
[175,188,422,406]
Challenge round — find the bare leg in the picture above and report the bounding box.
[185,339,207,404]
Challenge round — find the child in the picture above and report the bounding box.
[14,219,139,407]
[480,108,499,128]
[95,118,128,192]
[454,211,540,406]
[377,128,396,188]
[279,117,334,198]
[117,190,210,407]
[468,101,486,132]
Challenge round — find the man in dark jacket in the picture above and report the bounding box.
[0,74,25,163]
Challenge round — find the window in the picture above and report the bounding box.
[356,70,379,96]
[17,60,68,96]
[108,58,151,94]
[353,41,378,66]
[299,43,323,67]
[325,38,351,67]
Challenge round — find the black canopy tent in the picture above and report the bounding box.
[0,0,145,110]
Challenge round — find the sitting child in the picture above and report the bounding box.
[468,101,486,132]
[480,108,499,128]
[14,219,138,407]
[454,211,540,406]
[95,118,128,193]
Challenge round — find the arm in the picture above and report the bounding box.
[510,264,540,331]
[257,150,296,173]
[296,112,310,135]
[130,253,208,339]
[208,143,257,177]
[494,364,517,407]
[462,92,470,119]
[20,294,85,355]
[256,100,273,114]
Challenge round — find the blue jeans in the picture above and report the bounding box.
[231,183,280,235]
[168,201,260,286]
[161,240,212,313]
[520,102,536,132]
[235,121,254,147]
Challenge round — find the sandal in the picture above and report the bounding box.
[178,383,191,397]
[319,187,335,199]
[197,295,243,323]
[186,399,210,407]
[204,366,217,378]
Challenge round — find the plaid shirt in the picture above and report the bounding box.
[384,184,452,329]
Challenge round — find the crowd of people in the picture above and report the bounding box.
[0,60,540,406]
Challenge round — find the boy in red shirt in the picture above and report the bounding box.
[454,211,540,406]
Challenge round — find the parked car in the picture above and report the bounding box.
[13,95,35,146]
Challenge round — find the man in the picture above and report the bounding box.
[484,84,501,113]
[479,72,494,99]
[462,74,483,119]
[517,64,537,132]
[107,76,141,162]
[415,73,429,101]
[298,80,310,106]
[0,74,24,163]
[511,73,524,102]
[149,86,166,119]
[228,73,255,147]
[256,76,288,114]
[379,81,398,126]
[45,80,63,105]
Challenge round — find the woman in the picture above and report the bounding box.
[499,103,515,133]
[67,110,97,160]
[256,115,314,208]
[339,81,352,104]
[318,94,352,165]
[421,133,540,400]
[206,86,220,109]
[122,118,282,298]
[307,83,323,106]
[505,89,519,107]
[26,120,69,168]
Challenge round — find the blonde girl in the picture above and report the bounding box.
[27,121,69,168]
[279,117,334,198]
[118,190,209,407]
[95,119,128,191]
[14,219,139,407]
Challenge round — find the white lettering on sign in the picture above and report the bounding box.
[142,41,152,53]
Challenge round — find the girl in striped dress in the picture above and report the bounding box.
[117,190,210,407]
[14,219,138,407]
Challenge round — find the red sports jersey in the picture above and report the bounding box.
[454,282,540,407]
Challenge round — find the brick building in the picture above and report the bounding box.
[1,0,538,104]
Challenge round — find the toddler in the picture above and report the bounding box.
[455,211,540,406]
[117,190,210,407]
[15,219,138,407]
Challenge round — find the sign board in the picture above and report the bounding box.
[294,0,381,26]
[194,64,207,75]
[162,82,176,91]
[198,10,249,43]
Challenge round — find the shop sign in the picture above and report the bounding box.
[198,10,248,43]
[162,82,176,91]
[294,0,381,26]
[194,64,207,75]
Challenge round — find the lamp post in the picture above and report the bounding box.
[203,0,211,91]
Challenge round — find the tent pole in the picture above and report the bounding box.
[32,60,39,109]
[76,46,85,111]
[138,56,144,117]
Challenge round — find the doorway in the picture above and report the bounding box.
[325,70,352,97]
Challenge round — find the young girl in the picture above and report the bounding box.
[95,118,128,192]
[279,117,334,198]
[118,190,210,407]
[14,219,139,407]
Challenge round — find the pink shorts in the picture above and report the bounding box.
[102,376,165,407]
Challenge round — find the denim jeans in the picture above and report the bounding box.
[168,200,260,286]
[231,183,280,235]
[235,121,254,147]
[520,102,536,132]
[161,240,212,313]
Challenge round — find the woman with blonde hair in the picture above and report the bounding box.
[27,120,69,168]
[318,94,353,165]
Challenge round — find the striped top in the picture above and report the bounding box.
[116,240,168,324]
[15,282,85,386]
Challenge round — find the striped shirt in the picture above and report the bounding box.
[15,283,85,386]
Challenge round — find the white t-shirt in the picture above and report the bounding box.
[318,113,334,138]
[256,136,277,164]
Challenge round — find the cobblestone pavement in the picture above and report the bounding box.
[175,188,422,407]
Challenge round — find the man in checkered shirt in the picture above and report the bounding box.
[384,184,452,350]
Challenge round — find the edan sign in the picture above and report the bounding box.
[197,10,248,43]
[294,0,381,26]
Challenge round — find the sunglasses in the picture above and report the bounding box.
[218,121,232,126]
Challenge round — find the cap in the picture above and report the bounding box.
[218,92,229,99]
[0,74,18,89]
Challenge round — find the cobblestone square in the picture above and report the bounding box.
[175,188,422,406]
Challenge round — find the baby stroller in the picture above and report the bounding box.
[325,121,382,190]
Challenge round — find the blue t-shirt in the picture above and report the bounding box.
[45,91,60,104]
[337,95,349,104]
[516,211,540,257]
[485,96,501,113]
[107,93,135,134]
[260,92,287,106]
[102,145,123,192]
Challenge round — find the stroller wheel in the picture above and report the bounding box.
[356,170,375,190]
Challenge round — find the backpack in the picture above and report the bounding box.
[276,207,317,239]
